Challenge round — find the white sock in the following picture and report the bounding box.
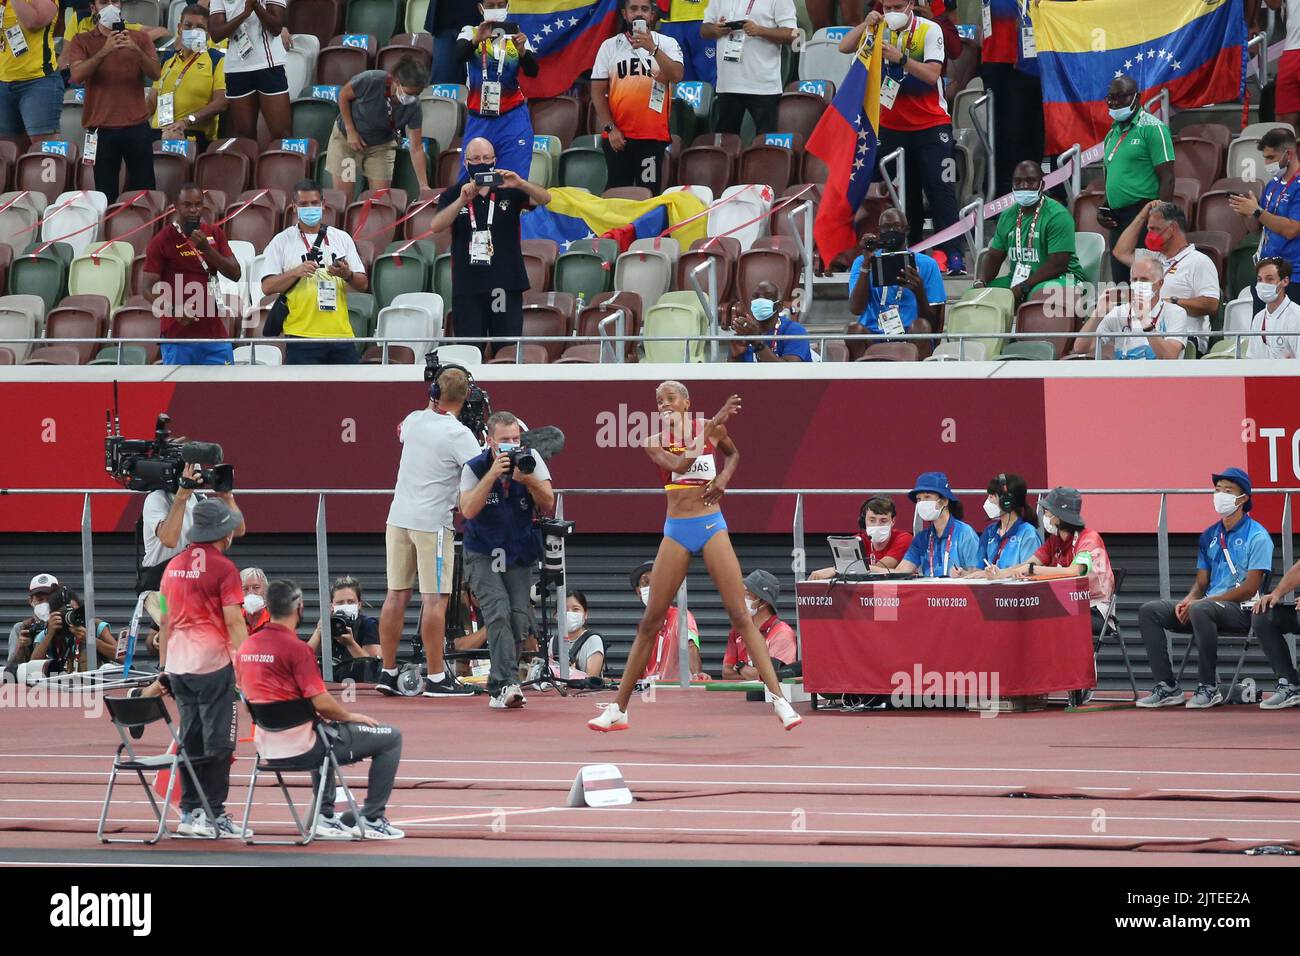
[428,671,445,683]
[382,667,398,677]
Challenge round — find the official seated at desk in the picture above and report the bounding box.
[994,486,1116,632]
[895,472,980,578]
[965,472,1042,577]
[808,495,913,579]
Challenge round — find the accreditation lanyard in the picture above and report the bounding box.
[927,524,955,576]
[886,16,918,82]
[481,34,505,84]
[1163,245,1193,278]
[1261,299,1292,347]
[991,524,1015,562]
[165,50,203,90]
[1218,527,1241,583]
[1013,201,1043,261]
[299,227,329,256]
[1104,124,1134,165]
[467,191,496,230]
[1127,300,1163,333]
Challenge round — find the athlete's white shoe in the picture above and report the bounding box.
[773,696,802,731]
[588,703,629,732]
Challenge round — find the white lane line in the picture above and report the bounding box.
[393,806,566,826]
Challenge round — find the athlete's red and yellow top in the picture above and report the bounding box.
[658,436,717,490]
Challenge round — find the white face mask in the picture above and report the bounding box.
[33,602,50,622]
[395,91,417,105]
[99,4,122,26]
[983,497,1001,520]
[1042,514,1058,535]
[916,499,942,522]
[565,610,585,633]
[482,6,507,21]
[639,585,650,606]
[744,598,759,617]
[1266,161,1283,178]
[1213,491,1243,516]
[1257,281,1281,304]
[865,523,892,546]
[242,594,265,615]
[334,602,360,619]
[1130,280,1154,303]
[182,28,206,51]
[883,9,911,31]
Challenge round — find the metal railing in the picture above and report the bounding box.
[879,147,906,215]
[971,90,996,201]
[8,485,1300,684]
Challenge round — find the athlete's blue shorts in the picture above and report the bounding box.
[664,512,727,555]
[462,103,534,179]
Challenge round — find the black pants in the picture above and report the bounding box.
[603,137,667,195]
[878,124,961,257]
[980,63,1045,199]
[1137,598,1254,686]
[716,92,780,137]
[1249,604,1300,684]
[284,338,360,364]
[308,722,403,821]
[168,664,238,816]
[1107,200,1151,286]
[452,288,523,356]
[93,123,157,206]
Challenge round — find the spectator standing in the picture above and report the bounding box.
[701,0,797,137]
[809,495,914,578]
[207,0,289,141]
[838,1,963,274]
[429,137,551,355]
[0,0,62,149]
[63,1,168,42]
[1228,127,1300,312]
[236,579,406,840]
[261,179,368,365]
[978,0,1042,198]
[628,559,707,680]
[895,471,980,578]
[147,6,226,155]
[1095,74,1174,285]
[63,0,160,204]
[142,183,242,366]
[157,498,249,839]
[1136,468,1273,710]
[591,0,684,196]
[729,279,811,361]
[456,0,538,179]
[1243,258,1300,359]
[6,573,59,671]
[1268,0,1300,133]
[721,569,797,680]
[969,472,1040,575]
[659,0,716,85]
[845,209,945,359]
[328,59,431,195]
[240,566,269,634]
[427,0,480,86]
[1072,256,1194,360]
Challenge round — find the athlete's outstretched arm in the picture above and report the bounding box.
[701,429,737,506]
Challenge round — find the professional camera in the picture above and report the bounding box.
[424,352,492,440]
[105,410,233,494]
[538,517,574,586]
[49,586,83,629]
[329,611,352,640]
[504,445,536,475]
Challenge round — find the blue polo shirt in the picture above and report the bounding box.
[1259,173,1300,269]
[736,312,812,362]
[978,518,1042,570]
[1196,515,1273,597]
[848,250,946,333]
[904,518,981,577]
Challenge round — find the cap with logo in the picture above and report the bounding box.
[29,573,59,594]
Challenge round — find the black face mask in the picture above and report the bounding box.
[179,216,202,235]
[880,230,907,251]
[467,162,494,179]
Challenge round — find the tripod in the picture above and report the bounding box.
[521,519,577,695]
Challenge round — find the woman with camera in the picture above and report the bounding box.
[307,576,382,673]
[455,0,539,178]
[30,590,117,674]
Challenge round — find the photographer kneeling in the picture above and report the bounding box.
[307,576,382,679]
[459,412,555,710]
[28,588,117,678]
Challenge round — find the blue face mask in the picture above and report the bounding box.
[750,298,775,321]
[497,442,519,454]
[297,205,323,227]
[1012,189,1040,207]
[1108,102,1136,122]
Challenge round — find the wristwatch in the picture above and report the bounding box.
[603,123,615,133]
[186,114,197,126]
[899,52,910,68]
[1252,207,1264,220]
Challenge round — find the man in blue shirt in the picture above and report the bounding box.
[1137,468,1274,710]
[845,210,946,359]
[895,471,980,578]
[729,280,811,362]
[1228,127,1300,313]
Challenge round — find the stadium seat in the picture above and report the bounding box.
[224,200,278,250]
[642,302,705,362]
[739,145,796,192]
[196,149,253,196]
[1179,123,1232,149]
[664,183,714,207]
[856,342,919,362]
[0,191,43,252]
[799,27,854,82]
[1222,297,1253,337]
[287,0,342,46]
[283,42,316,101]
[735,247,796,304]
[389,291,444,341]
[420,93,464,154]
[628,236,679,268]
[819,339,849,362]
[709,185,773,249]
[1172,135,1223,193]
[487,343,548,364]
[603,186,652,202]
[1225,136,1268,182]
[0,294,41,361]
[16,146,77,204]
[316,39,371,86]
[0,242,13,294]
[670,82,714,144]
[691,132,742,174]
[23,343,81,364]
[1174,176,1203,206]
[554,250,611,301]
[374,304,436,361]
[1015,300,1075,359]
[1185,230,1231,288]
[521,308,568,362]
[576,289,641,361]
[1000,340,1056,361]
[784,78,835,102]
[371,250,432,309]
[1074,231,1105,287]
[528,135,560,189]
[558,145,607,194]
[523,253,550,293]
[523,290,576,327]
[437,147,464,188]
[88,344,149,365]
[345,0,399,46]
[0,345,12,364]
[945,287,1013,359]
[233,343,285,365]
[925,340,988,361]
[378,37,432,76]
[1239,121,1293,142]
[346,199,399,249]
[777,93,826,145]
[40,191,107,258]
[1209,176,1263,198]
[152,144,195,202]
[678,243,736,304]
[613,249,672,310]
[676,146,732,199]
[68,253,127,307]
[1193,194,1250,251]
[256,148,312,197]
[291,98,341,150]
[521,238,559,271]
[45,305,105,364]
[529,97,582,149]
[9,248,68,313]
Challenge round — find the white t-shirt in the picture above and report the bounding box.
[1096,301,1195,359]
[263,225,366,278]
[703,0,797,96]
[212,0,287,73]
[387,408,483,533]
[142,490,201,568]
[1156,244,1220,343]
[1288,0,1300,51]
[1246,300,1300,359]
[459,448,552,493]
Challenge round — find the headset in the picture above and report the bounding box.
[858,498,872,531]
[996,473,1016,514]
[429,362,473,402]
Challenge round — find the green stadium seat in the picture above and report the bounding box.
[1000,341,1056,362]
[642,303,705,362]
[9,249,69,313]
[1075,231,1106,286]
[371,251,431,310]
[554,250,610,301]
[558,145,607,194]
[345,0,399,46]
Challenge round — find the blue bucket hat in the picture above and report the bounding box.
[1212,467,1252,512]
[908,471,955,503]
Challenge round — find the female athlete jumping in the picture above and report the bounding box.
[588,381,802,732]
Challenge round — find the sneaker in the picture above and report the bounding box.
[1135,682,1184,708]
[375,670,400,696]
[946,252,967,276]
[773,696,803,731]
[588,702,629,732]
[1261,679,1300,710]
[422,673,475,697]
[360,816,405,840]
[213,813,248,839]
[488,683,526,709]
[176,809,215,838]
[313,813,359,840]
[1185,683,1224,709]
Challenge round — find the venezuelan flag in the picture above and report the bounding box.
[806,22,883,267]
[511,0,621,100]
[1034,0,1246,154]
[521,187,709,251]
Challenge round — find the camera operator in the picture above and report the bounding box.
[7,574,59,671]
[307,575,382,675]
[30,588,118,675]
[140,460,245,594]
[459,411,555,710]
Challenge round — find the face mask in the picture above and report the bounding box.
[467,161,494,179]
[396,91,417,106]
[296,205,323,227]
[1012,189,1040,208]
[497,442,519,454]
[1108,100,1136,122]
[883,10,911,31]
[1130,280,1154,306]
[99,5,122,27]
[916,499,942,522]
[1042,515,1058,535]
[179,216,202,235]
[334,602,359,619]
[33,602,50,622]
[182,28,206,51]
[879,230,906,251]
[482,6,507,21]
[638,585,650,606]
[866,524,892,545]
[750,297,775,321]
[1213,491,1243,516]
[1144,229,1167,253]
[744,598,759,617]
[1257,281,1281,304]
[1266,161,1282,178]
[566,610,585,633]
[983,497,1001,520]
[242,594,265,615]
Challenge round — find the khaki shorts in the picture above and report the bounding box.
[385,524,455,594]
[325,123,398,187]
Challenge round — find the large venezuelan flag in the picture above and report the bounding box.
[1034,0,1246,154]
[522,187,709,251]
[806,23,883,267]
[511,0,622,99]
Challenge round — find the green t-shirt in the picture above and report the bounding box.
[990,196,1086,284]
[1102,111,1174,209]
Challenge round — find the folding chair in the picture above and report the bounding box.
[1086,567,1138,703]
[97,695,217,845]
[239,698,364,845]
[1174,571,1271,693]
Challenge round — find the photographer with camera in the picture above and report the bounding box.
[307,575,382,677]
[7,574,59,671]
[378,366,482,698]
[844,209,946,359]
[459,411,555,710]
[140,452,244,595]
[29,587,118,676]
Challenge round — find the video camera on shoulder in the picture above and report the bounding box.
[105,409,234,494]
[424,351,493,439]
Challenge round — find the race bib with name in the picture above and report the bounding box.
[670,453,717,486]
